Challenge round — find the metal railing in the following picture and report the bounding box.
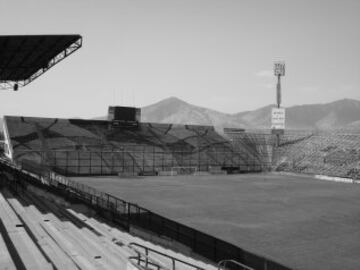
[218,260,254,270]
[129,242,205,270]
[128,250,169,270]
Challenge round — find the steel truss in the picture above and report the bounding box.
[0,37,82,90]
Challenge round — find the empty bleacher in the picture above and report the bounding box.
[0,182,218,270]
[226,131,275,170]
[273,131,360,179]
[6,114,360,179]
[224,129,360,179]
[4,116,253,176]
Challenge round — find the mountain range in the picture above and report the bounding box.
[141,97,360,131]
[2,97,360,132]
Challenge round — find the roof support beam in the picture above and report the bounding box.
[0,35,82,90]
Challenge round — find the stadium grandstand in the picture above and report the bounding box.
[225,129,360,180]
[0,34,289,270]
[274,130,360,179]
[2,34,360,270]
[2,115,264,177]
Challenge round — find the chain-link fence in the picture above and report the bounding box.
[15,147,270,176]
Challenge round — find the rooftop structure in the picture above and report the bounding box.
[0,35,82,90]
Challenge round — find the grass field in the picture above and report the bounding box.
[71,173,360,270]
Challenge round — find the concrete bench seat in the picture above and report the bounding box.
[3,191,78,270]
[1,186,217,270]
[40,220,98,270]
[67,209,215,270]
[66,209,139,260]
[0,230,16,270]
[24,192,129,270]
[0,191,53,270]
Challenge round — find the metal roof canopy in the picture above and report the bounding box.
[0,35,82,90]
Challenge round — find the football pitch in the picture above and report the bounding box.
[71,173,360,270]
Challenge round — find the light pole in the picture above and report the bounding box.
[274,61,285,108]
[272,62,285,146]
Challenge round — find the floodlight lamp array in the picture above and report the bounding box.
[274,61,285,76]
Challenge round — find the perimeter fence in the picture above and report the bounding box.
[15,148,270,176]
[0,158,290,270]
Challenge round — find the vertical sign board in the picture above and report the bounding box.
[271,107,285,131]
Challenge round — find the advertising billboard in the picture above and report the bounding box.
[271,107,285,130]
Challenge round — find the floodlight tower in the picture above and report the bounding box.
[272,61,285,146]
[274,61,285,108]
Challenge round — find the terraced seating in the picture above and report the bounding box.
[8,114,360,179]
[0,190,53,270]
[226,132,274,170]
[5,116,247,175]
[0,186,218,270]
[0,229,16,270]
[225,129,360,178]
[66,208,217,270]
[274,132,360,179]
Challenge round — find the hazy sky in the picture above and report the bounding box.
[1,0,360,118]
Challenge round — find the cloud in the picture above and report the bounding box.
[255,70,273,78]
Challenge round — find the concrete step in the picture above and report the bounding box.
[0,229,16,270]
[29,191,130,270]
[80,213,216,270]
[40,220,98,270]
[4,192,78,270]
[0,192,23,231]
[26,193,111,269]
[20,192,102,269]
[0,192,53,270]
[66,209,171,268]
[66,209,136,258]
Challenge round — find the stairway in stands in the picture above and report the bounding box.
[0,186,217,270]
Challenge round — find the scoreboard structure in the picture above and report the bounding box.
[108,106,141,128]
